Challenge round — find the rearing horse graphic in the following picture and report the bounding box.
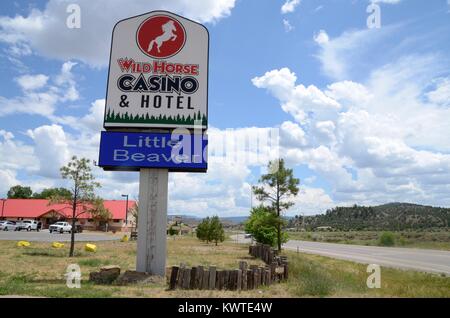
[147,20,177,53]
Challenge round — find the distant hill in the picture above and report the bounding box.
[168,215,248,225]
[295,203,450,231]
[221,216,248,224]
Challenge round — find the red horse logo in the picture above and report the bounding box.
[137,15,185,59]
[147,20,178,53]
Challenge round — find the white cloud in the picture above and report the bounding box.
[55,61,79,101]
[291,187,335,215]
[15,74,48,91]
[26,124,70,178]
[313,30,329,45]
[280,121,307,147]
[313,6,324,13]
[253,59,450,207]
[283,19,294,32]
[54,99,105,132]
[426,78,450,106]
[325,81,373,106]
[252,68,340,123]
[0,61,79,118]
[0,0,236,67]
[0,91,58,117]
[0,130,37,173]
[313,26,398,80]
[365,54,450,152]
[304,176,316,184]
[370,0,402,4]
[314,121,336,145]
[281,0,301,14]
[0,169,19,197]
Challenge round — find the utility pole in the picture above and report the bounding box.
[121,194,129,228]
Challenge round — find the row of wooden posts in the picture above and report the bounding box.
[169,261,286,290]
[249,243,287,266]
[168,244,289,290]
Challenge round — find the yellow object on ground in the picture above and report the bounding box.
[52,242,65,248]
[17,241,31,247]
[85,243,97,252]
[121,235,129,242]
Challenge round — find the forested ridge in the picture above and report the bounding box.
[292,203,450,231]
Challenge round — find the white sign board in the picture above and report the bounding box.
[104,11,209,129]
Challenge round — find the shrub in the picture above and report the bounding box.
[244,206,288,247]
[168,226,179,236]
[378,232,395,246]
[196,216,225,245]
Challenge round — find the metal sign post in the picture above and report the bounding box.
[98,10,209,276]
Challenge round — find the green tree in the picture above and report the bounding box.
[129,198,139,231]
[209,216,225,246]
[52,156,100,257]
[89,197,112,231]
[253,159,299,251]
[196,216,225,245]
[7,185,32,199]
[33,187,72,199]
[168,225,179,236]
[244,205,288,247]
[378,231,396,246]
[196,217,211,243]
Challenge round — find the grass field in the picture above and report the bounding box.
[286,230,450,250]
[0,236,448,298]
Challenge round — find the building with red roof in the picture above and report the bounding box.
[0,199,136,232]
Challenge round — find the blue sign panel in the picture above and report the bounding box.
[98,131,207,172]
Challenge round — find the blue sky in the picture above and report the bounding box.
[0,0,450,216]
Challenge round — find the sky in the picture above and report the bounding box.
[0,0,450,217]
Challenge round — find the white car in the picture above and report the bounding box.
[16,219,39,231]
[49,222,72,234]
[0,221,17,231]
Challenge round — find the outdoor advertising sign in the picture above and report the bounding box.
[99,131,207,172]
[103,11,209,130]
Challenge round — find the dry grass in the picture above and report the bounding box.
[0,236,448,298]
[287,230,450,250]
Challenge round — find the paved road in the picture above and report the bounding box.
[232,234,450,275]
[0,230,121,242]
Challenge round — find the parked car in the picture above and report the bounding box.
[244,233,252,239]
[0,220,17,231]
[74,224,83,233]
[16,219,39,231]
[49,222,72,234]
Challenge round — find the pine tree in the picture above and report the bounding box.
[253,159,299,251]
[209,216,225,246]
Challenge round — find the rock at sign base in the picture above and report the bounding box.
[17,241,31,247]
[121,235,129,242]
[52,242,64,248]
[100,265,121,275]
[90,265,121,284]
[116,270,165,285]
[85,243,97,252]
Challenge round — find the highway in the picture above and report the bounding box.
[232,234,450,275]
